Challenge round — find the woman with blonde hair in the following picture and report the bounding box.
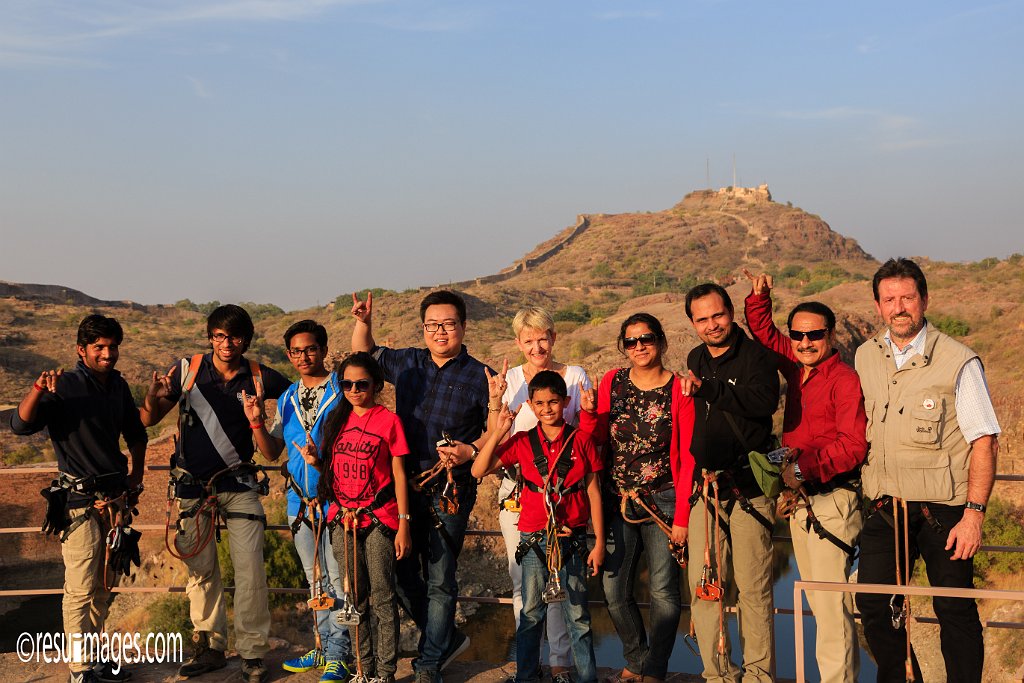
[487,306,592,683]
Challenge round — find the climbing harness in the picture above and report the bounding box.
[619,486,687,568]
[335,509,372,683]
[696,470,728,669]
[777,488,858,558]
[889,497,915,682]
[164,464,268,561]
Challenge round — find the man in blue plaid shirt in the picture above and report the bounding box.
[351,289,491,683]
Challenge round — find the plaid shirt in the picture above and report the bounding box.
[372,344,491,472]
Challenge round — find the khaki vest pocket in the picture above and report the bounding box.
[896,450,953,501]
[902,393,944,449]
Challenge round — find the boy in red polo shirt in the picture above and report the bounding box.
[472,370,604,683]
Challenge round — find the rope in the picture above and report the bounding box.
[164,467,235,561]
[620,488,686,567]
[340,509,365,680]
[697,471,727,666]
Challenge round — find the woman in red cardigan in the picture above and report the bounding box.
[579,312,695,683]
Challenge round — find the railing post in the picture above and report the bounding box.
[793,580,805,683]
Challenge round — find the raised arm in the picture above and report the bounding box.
[471,405,516,478]
[140,365,178,427]
[742,269,797,364]
[351,291,376,352]
[13,369,62,431]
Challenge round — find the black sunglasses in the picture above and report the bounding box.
[340,379,372,392]
[623,332,659,350]
[788,329,829,342]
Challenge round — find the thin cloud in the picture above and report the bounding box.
[0,0,376,68]
[594,10,662,21]
[186,75,212,98]
[775,106,945,152]
[856,35,878,54]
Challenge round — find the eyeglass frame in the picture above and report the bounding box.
[288,345,323,358]
[422,320,461,333]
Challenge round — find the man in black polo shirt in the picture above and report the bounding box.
[11,314,148,683]
[141,305,289,683]
[680,283,780,683]
[351,289,490,683]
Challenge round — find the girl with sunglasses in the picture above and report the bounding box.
[579,313,695,683]
[310,352,411,683]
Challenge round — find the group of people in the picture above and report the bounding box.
[10,257,1000,683]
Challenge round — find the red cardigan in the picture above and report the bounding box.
[579,368,696,527]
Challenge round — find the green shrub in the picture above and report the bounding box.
[217,529,306,609]
[553,302,592,324]
[930,314,970,337]
[974,497,1024,583]
[146,595,191,638]
[568,340,600,360]
[239,302,286,321]
[3,444,45,466]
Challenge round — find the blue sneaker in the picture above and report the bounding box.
[282,649,325,673]
[319,660,351,682]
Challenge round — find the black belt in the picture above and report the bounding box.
[803,470,860,497]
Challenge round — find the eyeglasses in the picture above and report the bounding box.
[623,333,659,350]
[210,333,243,345]
[340,379,371,393]
[288,345,322,358]
[423,321,459,333]
[788,329,829,342]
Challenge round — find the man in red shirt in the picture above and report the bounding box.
[473,370,604,683]
[743,270,867,683]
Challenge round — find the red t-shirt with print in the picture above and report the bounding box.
[328,405,409,530]
[498,424,603,533]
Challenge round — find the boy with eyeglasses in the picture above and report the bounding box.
[141,305,290,683]
[743,270,868,683]
[351,289,491,683]
[238,320,354,681]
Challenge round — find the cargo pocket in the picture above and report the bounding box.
[902,393,944,449]
[895,450,953,501]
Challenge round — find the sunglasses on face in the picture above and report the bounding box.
[340,379,372,393]
[623,333,659,350]
[788,329,829,342]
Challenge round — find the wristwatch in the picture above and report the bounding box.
[792,462,805,483]
[469,443,480,460]
[965,501,986,513]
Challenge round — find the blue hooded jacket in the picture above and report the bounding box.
[277,373,340,517]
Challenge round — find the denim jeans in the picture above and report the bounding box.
[395,475,478,674]
[516,531,597,683]
[289,514,350,661]
[601,488,681,680]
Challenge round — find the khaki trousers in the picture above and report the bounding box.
[688,493,775,683]
[176,490,270,659]
[790,488,862,683]
[62,506,118,673]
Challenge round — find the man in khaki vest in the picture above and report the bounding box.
[855,258,999,683]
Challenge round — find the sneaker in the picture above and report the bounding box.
[93,662,131,682]
[368,676,395,683]
[68,672,99,683]
[283,649,326,673]
[440,631,469,671]
[178,633,227,678]
[414,671,439,683]
[319,660,351,682]
[551,673,573,683]
[240,658,269,683]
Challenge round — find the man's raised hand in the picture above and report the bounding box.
[485,359,509,402]
[241,381,265,426]
[292,432,319,466]
[146,365,177,402]
[678,370,702,397]
[351,291,373,324]
[742,268,773,297]
[33,369,63,393]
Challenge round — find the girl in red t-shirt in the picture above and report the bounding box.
[310,352,410,683]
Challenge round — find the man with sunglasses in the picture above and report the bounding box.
[351,289,491,683]
[743,270,867,683]
[679,282,780,683]
[141,305,290,683]
[238,320,353,681]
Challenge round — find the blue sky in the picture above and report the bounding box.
[1,1,1022,310]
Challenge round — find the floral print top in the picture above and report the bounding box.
[608,367,674,489]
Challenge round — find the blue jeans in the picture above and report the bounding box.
[601,488,681,679]
[396,476,477,673]
[516,531,597,683]
[289,514,351,661]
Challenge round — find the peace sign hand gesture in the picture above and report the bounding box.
[351,291,373,325]
[485,358,509,403]
[241,381,266,426]
[33,369,63,394]
[579,380,597,414]
[742,268,773,297]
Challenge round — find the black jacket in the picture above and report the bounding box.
[687,326,780,498]
[10,362,148,507]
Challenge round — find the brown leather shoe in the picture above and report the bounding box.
[177,632,227,678]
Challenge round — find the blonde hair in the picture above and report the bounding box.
[512,306,555,338]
